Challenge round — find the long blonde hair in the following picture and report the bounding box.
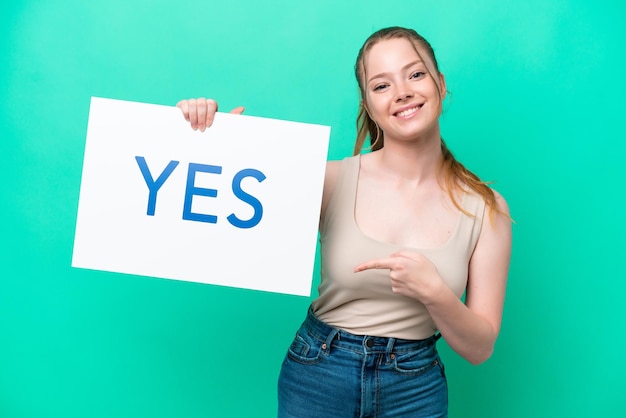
[353,26,497,215]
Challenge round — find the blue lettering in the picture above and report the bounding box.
[135,156,179,216]
[227,168,266,229]
[183,163,222,223]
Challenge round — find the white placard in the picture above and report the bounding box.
[72,97,330,296]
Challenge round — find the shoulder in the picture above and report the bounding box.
[321,159,345,221]
[457,184,511,256]
[324,160,344,195]
[485,188,510,221]
[458,183,510,219]
[493,189,510,215]
[324,156,360,187]
[325,159,343,179]
[475,187,512,252]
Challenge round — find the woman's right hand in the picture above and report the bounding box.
[176,98,245,132]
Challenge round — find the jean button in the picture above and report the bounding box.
[365,339,374,348]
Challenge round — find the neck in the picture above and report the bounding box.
[374,131,443,184]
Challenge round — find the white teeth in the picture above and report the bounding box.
[396,106,420,117]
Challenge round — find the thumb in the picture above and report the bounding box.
[229,106,245,115]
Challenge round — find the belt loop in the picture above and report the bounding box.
[385,337,396,354]
[323,328,340,353]
[385,338,396,364]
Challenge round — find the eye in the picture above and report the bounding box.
[410,71,426,80]
[372,84,389,92]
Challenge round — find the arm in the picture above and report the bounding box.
[422,192,511,364]
[426,195,511,364]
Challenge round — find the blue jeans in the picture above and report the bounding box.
[277,307,448,417]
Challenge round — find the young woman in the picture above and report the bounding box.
[178,26,511,418]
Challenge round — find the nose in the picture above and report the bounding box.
[396,93,412,102]
[395,83,413,102]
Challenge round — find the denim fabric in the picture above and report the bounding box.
[277,307,448,418]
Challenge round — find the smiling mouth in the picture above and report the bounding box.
[394,104,424,118]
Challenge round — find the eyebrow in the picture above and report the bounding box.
[367,59,424,84]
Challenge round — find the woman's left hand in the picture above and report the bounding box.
[354,250,445,303]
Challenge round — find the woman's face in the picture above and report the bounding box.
[363,37,446,144]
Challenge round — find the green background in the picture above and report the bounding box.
[1,0,625,417]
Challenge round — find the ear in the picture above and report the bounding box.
[438,72,447,100]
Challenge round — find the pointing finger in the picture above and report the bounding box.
[354,258,395,272]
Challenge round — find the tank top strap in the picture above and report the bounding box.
[320,156,360,235]
[455,191,486,258]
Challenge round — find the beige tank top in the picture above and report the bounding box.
[311,155,485,340]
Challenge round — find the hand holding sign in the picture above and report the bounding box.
[176,98,245,131]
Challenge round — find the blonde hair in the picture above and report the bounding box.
[353,26,498,216]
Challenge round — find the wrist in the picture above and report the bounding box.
[421,276,448,307]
